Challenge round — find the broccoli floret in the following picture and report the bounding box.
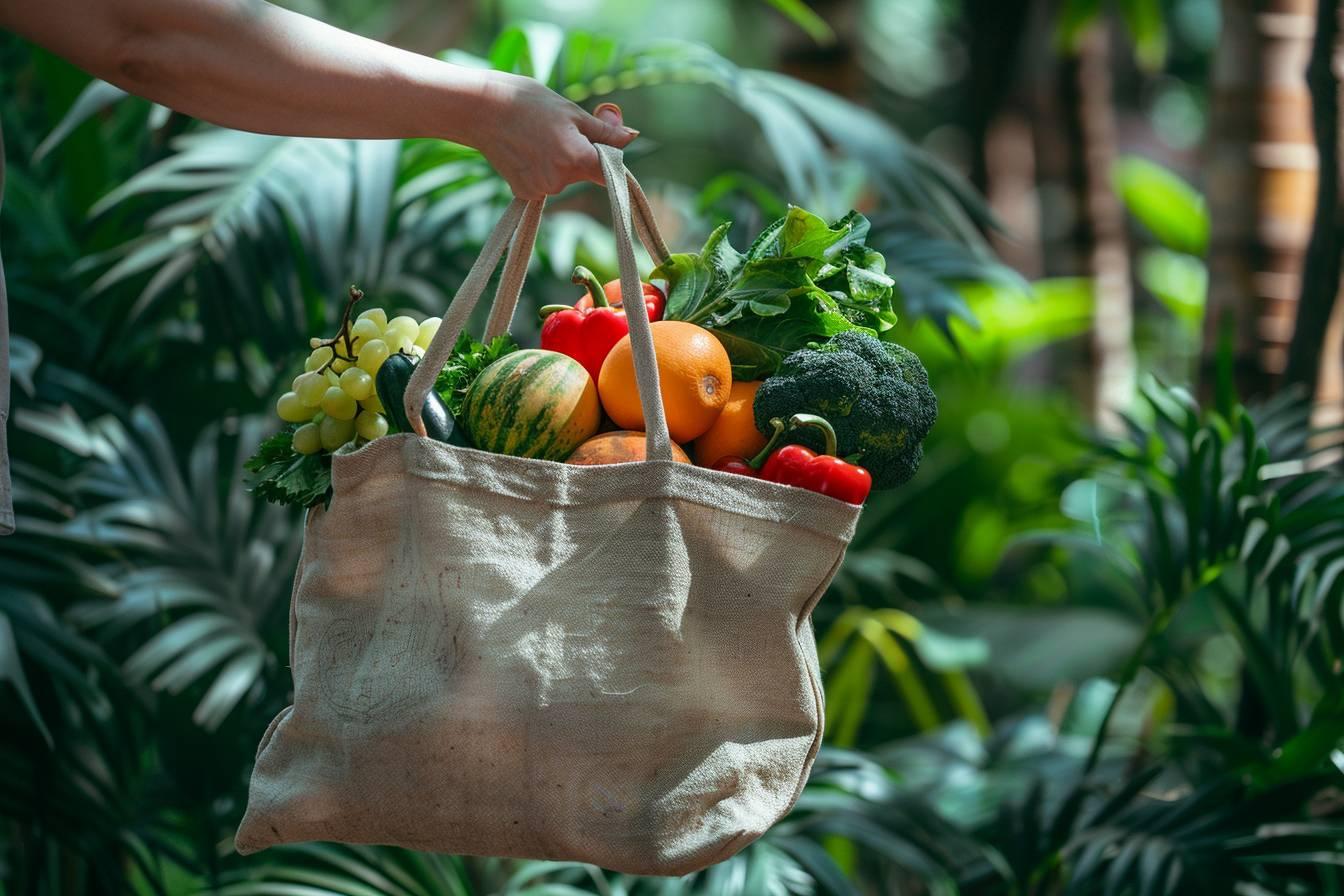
[754,330,937,490]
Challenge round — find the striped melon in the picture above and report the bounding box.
[462,349,601,460]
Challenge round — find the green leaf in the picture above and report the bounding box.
[1138,248,1207,324]
[0,612,53,747]
[779,206,858,263]
[718,258,817,319]
[652,252,716,322]
[835,254,895,303]
[1114,156,1210,255]
[489,26,536,76]
[762,0,837,45]
[1250,703,1344,788]
[940,278,1092,362]
[1118,0,1168,71]
[710,292,855,380]
[662,207,908,374]
[918,605,1143,692]
[700,221,747,298]
[244,427,332,509]
[746,214,789,262]
[653,221,745,323]
[433,332,521,418]
[34,79,130,163]
[908,624,990,671]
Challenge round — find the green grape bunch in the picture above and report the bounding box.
[273,286,441,456]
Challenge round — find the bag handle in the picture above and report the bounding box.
[476,170,666,345]
[404,145,675,463]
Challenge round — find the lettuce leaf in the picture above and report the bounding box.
[656,206,897,378]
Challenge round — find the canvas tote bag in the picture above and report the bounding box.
[235,145,863,876]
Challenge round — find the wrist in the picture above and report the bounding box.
[460,70,519,145]
[406,60,498,146]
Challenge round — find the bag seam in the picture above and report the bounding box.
[289,507,319,670]
[254,704,293,762]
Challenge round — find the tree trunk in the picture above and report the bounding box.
[1284,0,1343,409]
[1202,0,1264,397]
[1202,1,1318,397]
[984,114,1044,280]
[971,0,1048,281]
[1064,26,1135,432]
[1258,2,1321,379]
[961,0,1034,195]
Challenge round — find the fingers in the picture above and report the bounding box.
[577,142,607,188]
[504,102,636,197]
[594,102,624,127]
[576,102,638,148]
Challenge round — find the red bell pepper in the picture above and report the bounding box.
[714,414,872,505]
[538,266,664,382]
[571,266,665,321]
[711,418,788,476]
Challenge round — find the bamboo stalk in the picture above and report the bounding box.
[1203,0,1319,393]
[1076,27,1135,433]
[1284,0,1342,404]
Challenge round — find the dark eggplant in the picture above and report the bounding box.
[375,352,470,446]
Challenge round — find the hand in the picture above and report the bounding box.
[472,71,637,200]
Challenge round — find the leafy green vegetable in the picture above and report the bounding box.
[244,426,331,509]
[433,332,520,418]
[656,206,898,378]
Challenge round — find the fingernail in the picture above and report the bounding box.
[594,102,622,118]
[624,127,640,137]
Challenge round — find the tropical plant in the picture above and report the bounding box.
[956,374,1344,894]
[818,606,990,746]
[11,7,1344,896]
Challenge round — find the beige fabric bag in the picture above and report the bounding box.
[235,146,862,876]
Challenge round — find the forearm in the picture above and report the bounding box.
[1,0,492,144]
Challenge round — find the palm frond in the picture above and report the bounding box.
[0,586,187,896]
[818,606,991,744]
[13,392,300,730]
[214,842,475,896]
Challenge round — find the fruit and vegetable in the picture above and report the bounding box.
[597,320,731,444]
[652,205,900,380]
[376,352,468,447]
[566,431,692,465]
[752,329,937,490]
[246,204,938,509]
[714,415,873,505]
[461,349,601,462]
[539,266,664,382]
[691,379,767,467]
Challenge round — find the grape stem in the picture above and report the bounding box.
[313,285,365,373]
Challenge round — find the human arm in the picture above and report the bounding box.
[0,0,636,198]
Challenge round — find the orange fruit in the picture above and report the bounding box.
[692,380,767,467]
[598,321,732,444]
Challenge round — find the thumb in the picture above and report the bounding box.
[577,102,639,147]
